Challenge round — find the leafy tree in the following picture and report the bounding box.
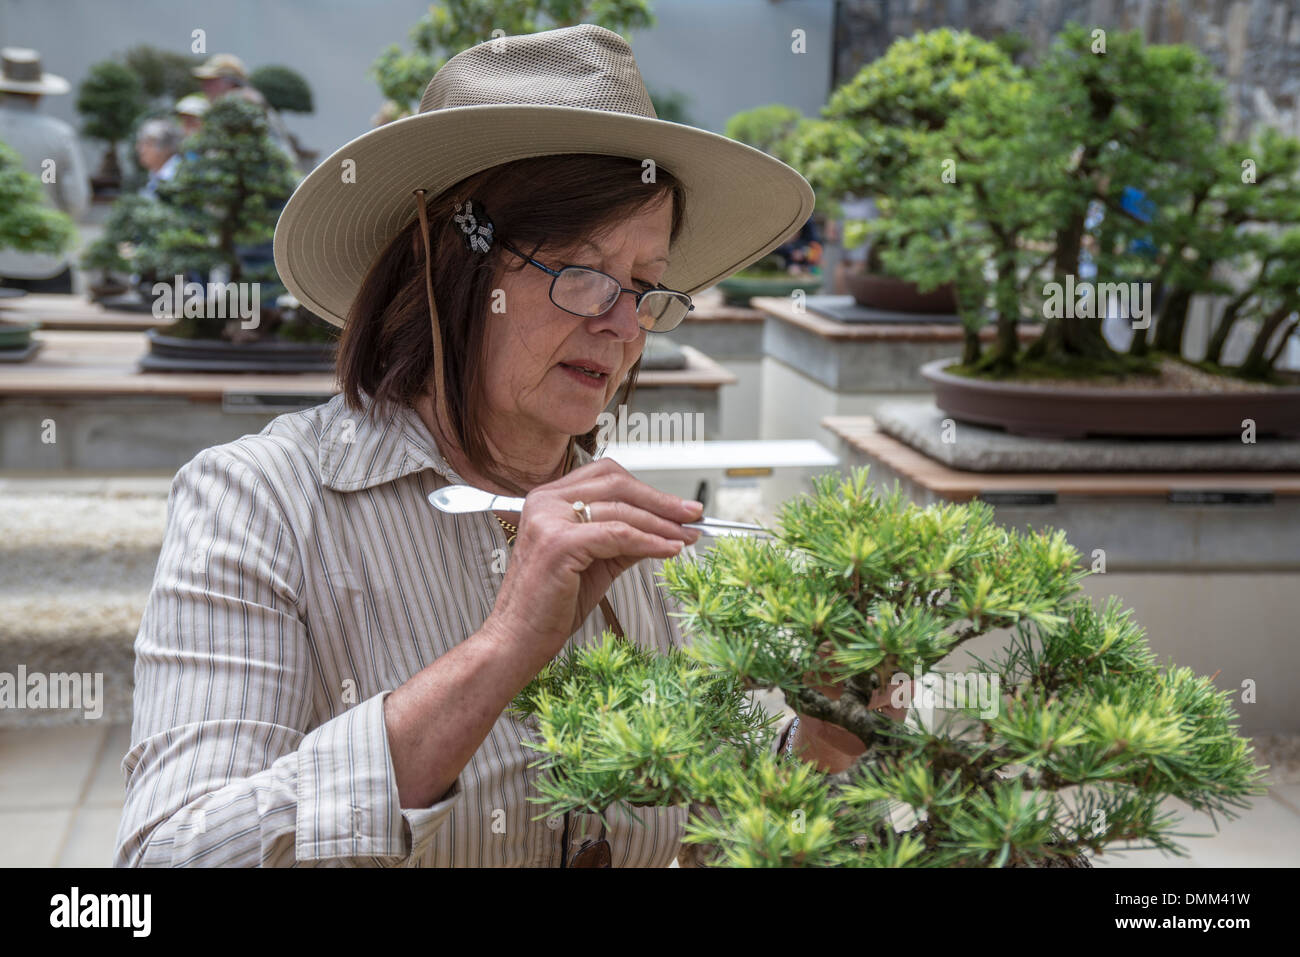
[75,61,146,189]
[372,0,656,112]
[511,469,1266,867]
[0,138,76,258]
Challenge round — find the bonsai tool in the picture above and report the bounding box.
[428,485,772,538]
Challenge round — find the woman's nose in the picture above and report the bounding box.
[589,290,643,340]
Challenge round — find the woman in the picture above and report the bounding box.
[114,24,877,868]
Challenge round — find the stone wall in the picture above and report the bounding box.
[834,0,1300,140]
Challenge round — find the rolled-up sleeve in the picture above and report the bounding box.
[114,445,461,867]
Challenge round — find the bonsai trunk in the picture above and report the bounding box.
[93,143,122,188]
[1203,288,1254,366]
[1238,302,1296,379]
[1152,287,1193,354]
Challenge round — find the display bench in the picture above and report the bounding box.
[0,330,735,471]
[749,295,1043,450]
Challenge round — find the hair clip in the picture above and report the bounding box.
[452,198,495,254]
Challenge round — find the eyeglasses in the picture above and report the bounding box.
[562,811,611,868]
[500,239,693,334]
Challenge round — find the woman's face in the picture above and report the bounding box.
[479,195,673,442]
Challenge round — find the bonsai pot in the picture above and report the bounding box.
[139,327,335,373]
[922,357,1300,439]
[715,273,815,307]
[89,278,130,301]
[0,319,44,363]
[845,267,957,313]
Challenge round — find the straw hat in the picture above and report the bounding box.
[192,54,248,81]
[0,48,70,95]
[272,23,815,329]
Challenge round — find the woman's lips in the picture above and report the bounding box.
[558,362,609,389]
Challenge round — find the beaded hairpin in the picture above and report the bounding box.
[452,198,495,254]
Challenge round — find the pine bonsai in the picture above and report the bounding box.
[138,96,298,339]
[510,468,1266,867]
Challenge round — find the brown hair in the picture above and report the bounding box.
[338,153,686,492]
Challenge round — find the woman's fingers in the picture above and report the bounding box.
[544,458,702,524]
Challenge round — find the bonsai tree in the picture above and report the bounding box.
[75,61,146,195]
[838,24,1300,384]
[137,97,299,339]
[250,64,317,167]
[372,0,655,113]
[78,193,174,298]
[249,65,314,114]
[1131,125,1300,381]
[122,45,203,105]
[511,468,1266,867]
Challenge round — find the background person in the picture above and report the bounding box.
[0,47,89,293]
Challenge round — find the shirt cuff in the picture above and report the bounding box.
[295,690,461,863]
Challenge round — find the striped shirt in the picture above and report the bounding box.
[115,389,781,867]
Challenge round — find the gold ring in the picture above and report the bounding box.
[572,500,592,523]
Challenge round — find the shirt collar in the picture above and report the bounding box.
[316,391,591,493]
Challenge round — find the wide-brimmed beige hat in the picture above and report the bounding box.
[0,48,70,95]
[273,23,814,329]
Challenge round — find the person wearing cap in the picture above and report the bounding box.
[192,53,296,161]
[0,47,90,293]
[116,25,889,869]
[173,93,208,139]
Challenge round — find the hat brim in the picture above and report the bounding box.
[273,105,815,328]
[0,74,70,95]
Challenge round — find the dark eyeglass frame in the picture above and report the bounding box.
[499,239,693,334]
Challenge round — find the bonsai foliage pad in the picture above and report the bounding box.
[876,399,1300,472]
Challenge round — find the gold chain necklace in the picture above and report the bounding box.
[494,514,517,545]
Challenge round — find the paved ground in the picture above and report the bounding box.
[1,723,1295,867]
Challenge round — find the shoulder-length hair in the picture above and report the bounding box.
[337,153,686,488]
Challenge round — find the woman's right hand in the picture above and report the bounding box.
[482,458,702,664]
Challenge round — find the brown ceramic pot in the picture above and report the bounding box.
[921,358,1300,439]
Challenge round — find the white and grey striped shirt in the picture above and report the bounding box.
[114,389,736,867]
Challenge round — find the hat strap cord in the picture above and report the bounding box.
[411,188,578,484]
[413,189,449,429]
